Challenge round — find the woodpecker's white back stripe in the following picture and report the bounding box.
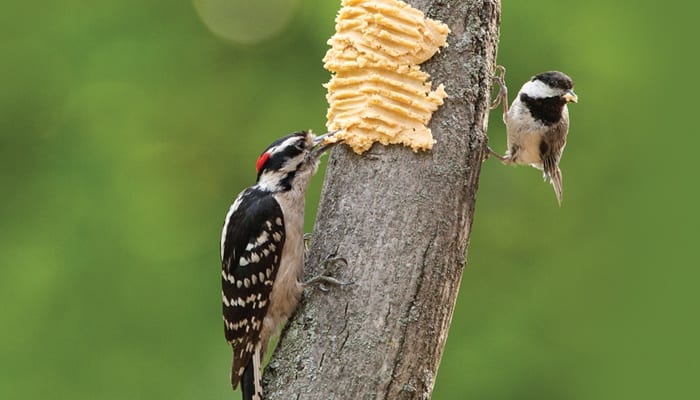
[221,195,244,260]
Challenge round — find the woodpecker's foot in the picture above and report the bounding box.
[304,253,353,292]
[491,65,508,113]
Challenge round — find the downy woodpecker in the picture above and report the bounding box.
[220,130,338,399]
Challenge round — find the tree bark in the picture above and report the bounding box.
[264,1,501,398]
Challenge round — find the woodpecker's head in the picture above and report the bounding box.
[255,130,338,192]
[517,71,578,125]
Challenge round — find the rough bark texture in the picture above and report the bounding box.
[264,1,501,398]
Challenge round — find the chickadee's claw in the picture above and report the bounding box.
[491,65,508,112]
[490,95,501,110]
[481,138,490,162]
[486,146,511,164]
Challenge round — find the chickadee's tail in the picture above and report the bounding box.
[549,167,563,206]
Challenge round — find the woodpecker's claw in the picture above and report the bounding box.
[303,233,313,252]
[304,253,353,292]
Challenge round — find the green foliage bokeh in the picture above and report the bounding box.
[1,1,697,399]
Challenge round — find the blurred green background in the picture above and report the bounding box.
[1,0,697,399]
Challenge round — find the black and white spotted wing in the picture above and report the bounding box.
[221,188,285,388]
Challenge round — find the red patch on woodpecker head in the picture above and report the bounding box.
[256,152,270,174]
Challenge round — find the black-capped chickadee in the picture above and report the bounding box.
[488,67,578,205]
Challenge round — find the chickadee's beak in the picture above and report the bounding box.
[312,130,342,155]
[563,90,578,103]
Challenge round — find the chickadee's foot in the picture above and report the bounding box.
[489,148,509,163]
[304,253,354,292]
[491,65,508,114]
[485,145,511,165]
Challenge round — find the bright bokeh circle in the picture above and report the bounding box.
[193,0,300,44]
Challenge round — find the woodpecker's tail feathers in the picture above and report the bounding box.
[240,344,263,400]
[240,362,255,400]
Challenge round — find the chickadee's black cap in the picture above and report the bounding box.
[533,71,574,91]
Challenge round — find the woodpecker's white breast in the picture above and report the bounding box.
[258,159,318,347]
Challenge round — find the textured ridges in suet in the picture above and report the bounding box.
[323,0,450,154]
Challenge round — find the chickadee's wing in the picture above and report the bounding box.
[540,119,569,205]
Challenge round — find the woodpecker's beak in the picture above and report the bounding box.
[312,130,342,155]
[563,90,578,103]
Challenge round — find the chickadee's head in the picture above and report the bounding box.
[518,71,577,125]
[520,71,578,103]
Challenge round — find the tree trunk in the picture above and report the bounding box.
[264,1,501,398]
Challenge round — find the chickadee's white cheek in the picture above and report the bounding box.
[521,80,560,98]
